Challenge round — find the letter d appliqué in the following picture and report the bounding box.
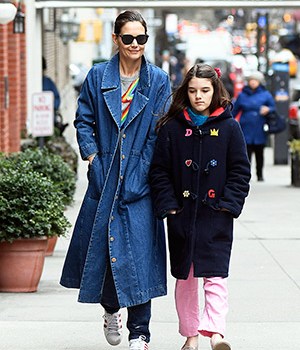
[185,129,192,136]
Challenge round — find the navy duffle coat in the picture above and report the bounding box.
[149,107,251,280]
[232,85,275,145]
[60,54,171,306]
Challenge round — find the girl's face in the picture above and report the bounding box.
[113,21,147,63]
[188,77,214,116]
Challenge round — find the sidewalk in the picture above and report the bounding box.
[1,105,300,349]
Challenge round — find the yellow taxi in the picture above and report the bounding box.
[271,49,298,78]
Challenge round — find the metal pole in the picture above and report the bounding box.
[265,12,270,73]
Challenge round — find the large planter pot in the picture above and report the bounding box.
[291,152,300,187]
[45,236,58,256]
[0,237,48,292]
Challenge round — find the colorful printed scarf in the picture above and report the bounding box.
[121,77,140,125]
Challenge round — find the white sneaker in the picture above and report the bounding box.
[129,335,149,350]
[103,311,122,346]
[210,334,231,350]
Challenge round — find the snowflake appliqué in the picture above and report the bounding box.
[210,159,218,167]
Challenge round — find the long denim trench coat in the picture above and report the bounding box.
[60,54,171,307]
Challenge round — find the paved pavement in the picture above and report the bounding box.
[1,90,300,349]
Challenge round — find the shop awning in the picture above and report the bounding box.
[35,0,300,9]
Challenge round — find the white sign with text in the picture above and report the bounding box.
[31,92,54,137]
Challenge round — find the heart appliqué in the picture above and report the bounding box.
[185,159,192,167]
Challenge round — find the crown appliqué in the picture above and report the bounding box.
[210,128,219,136]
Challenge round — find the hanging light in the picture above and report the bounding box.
[13,1,25,34]
[0,2,17,25]
[58,11,80,45]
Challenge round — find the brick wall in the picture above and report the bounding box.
[8,22,21,152]
[0,24,10,153]
[0,2,26,153]
[0,5,70,153]
[20,7,27,136]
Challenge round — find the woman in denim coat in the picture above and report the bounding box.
[60,10,171,350]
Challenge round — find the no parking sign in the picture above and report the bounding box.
[31,92,54,137]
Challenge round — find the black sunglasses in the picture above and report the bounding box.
[118,34,149,45]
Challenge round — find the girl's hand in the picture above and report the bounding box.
[168,209,177,215]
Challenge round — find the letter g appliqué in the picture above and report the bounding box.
[208,189,215,198]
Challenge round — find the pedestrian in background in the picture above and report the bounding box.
[232,71,276,181]
[42,56,61,112]
[160,49,183,91]
[150,64,251,350]
[60,10,171,350]
[42,57,69,135]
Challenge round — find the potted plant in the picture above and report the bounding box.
[288,139,300,187]
[21,134,78,175]
[10,147,76,206]
[8,148,76,255]
[0,151,71,292]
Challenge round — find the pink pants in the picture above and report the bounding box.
[175,264,228,338]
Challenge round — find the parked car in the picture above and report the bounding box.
[69,63,89,96]
[279,33,300,58]
[271,49,298,78]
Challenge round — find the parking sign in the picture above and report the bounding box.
[32,92,54,137]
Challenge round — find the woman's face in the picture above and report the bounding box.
[248,78,260,90]
[113,21,147,63]
[187,77,214,116]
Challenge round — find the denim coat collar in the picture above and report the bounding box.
[102,54,150,129]
[101,53,150,89]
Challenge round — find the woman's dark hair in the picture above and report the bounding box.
[156,63,231,130]
[114,10,147,35]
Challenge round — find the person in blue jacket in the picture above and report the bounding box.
[42,56,61,112]
[150,64,251,350]
[60,10,171,350]
[42,57,68,135]
[232,71,275,181]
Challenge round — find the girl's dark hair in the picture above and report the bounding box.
[114,10,147,35]
[156,63,231,130]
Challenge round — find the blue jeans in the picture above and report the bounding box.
[101,262,151,343]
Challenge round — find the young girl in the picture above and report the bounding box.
[149,64,251,350]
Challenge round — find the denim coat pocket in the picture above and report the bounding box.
[87,154,105,200]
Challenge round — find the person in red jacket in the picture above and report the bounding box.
[150,64,251,350]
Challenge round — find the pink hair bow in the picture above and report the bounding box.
[214,67,222,78]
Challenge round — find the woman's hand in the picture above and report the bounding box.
[260,105,270,116]
[87,154,96,164]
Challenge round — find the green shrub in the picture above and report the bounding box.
[21,135,78,174]
[9,148,76,206]
[0,153,71,243]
